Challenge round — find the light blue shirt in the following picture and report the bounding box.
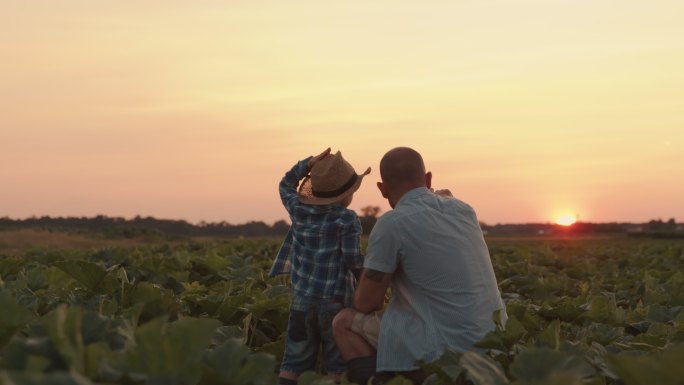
[364,187,507,371]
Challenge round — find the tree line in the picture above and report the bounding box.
[0,207,384,238]
[0,212,679,238]
[0,215,291,238]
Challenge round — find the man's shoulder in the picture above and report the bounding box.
[443,195,475,211]
[375,209,399,226]
[389,193,479,228]
[369,211,401,239]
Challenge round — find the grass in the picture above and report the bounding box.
[0,229,155,256]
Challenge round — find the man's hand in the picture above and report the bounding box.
[308,147,331,170]
[431,188,453,197]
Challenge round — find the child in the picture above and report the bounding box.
[270,148,370,385]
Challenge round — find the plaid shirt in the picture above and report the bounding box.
[269,157,364,305]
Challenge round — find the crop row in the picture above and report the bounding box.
[0,238,683,384]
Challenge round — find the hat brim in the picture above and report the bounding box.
[298,167,371,205]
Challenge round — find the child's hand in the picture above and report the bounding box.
[308,147,332,170]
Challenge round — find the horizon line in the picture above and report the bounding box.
[1,214,680,227]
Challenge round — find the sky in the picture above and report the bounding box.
[1,0,683,225]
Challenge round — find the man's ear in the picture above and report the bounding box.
[425,171,432,189]
[377,181,389,198]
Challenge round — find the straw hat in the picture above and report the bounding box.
[298,151,371,205]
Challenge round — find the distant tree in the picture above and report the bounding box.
[272,220,290,235]
[645,219,678,232]
[361,206,381,218]
[236,221,270,237]
[359,205,382,235]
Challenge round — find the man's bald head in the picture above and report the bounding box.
[380,147,427,189]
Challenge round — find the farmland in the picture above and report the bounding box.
[1,231,683,385]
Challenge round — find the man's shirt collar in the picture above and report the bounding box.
[395,187,431,208]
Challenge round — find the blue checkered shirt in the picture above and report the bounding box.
[269,158,364,306]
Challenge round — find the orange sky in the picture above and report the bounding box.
[1,1,683,224]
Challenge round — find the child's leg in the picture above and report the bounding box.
[278,371,298,384]
[318,301,347,383]
[280,302,320,383]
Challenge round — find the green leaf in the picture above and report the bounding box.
[0,292,29,348]
[262,285,291,299]
[646,305,681,323]
[607,344,684,385]
[256,335,286,363]
[53,261,107,292]
[643,271,668,305]
[201,338,277,385]
[80,311,126,350]
[665,271,684,306]
[83,342,111,379]
[41,305,85,374]
[128,281,163,304]
[419,349,464,382]
[194,253,230,273]
[538,319,560,350]
[112,317,221,385]
[502,315,528,346]
[475,331,507,351]
[584,323,624,346]
[121,302,144,327]
[539,301,586,323]
[580,295,624,324]
[245,292,290,318]
[25,355,52,373]
[25,266,50,291]
[211,325,245,346]
[1,336,65,371]
[510,348,595,383]
[43,266,75,290]
[0,370,95,385]
[297,371,337,385]
[460,351,509,385]
[0,257,24,277]
[475,315,526,352]
[127,282,182,322]
[216,293,251,324]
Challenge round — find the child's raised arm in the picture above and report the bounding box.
[278,148,331,214]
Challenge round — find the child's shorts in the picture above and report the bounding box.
[280,296,346,375]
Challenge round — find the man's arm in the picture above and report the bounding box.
[353,268,392,314]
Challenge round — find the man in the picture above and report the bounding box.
[332,147,507,384]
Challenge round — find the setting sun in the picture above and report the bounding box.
[1,1,683,224]
[555,214,577,226]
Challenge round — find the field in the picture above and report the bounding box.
[0,231,683,385]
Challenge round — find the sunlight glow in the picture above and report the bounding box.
[1,1,684,223]
[556,214,577,226]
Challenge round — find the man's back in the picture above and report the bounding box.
[364,187,506,371]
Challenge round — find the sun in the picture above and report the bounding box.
[555,213,577,226]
